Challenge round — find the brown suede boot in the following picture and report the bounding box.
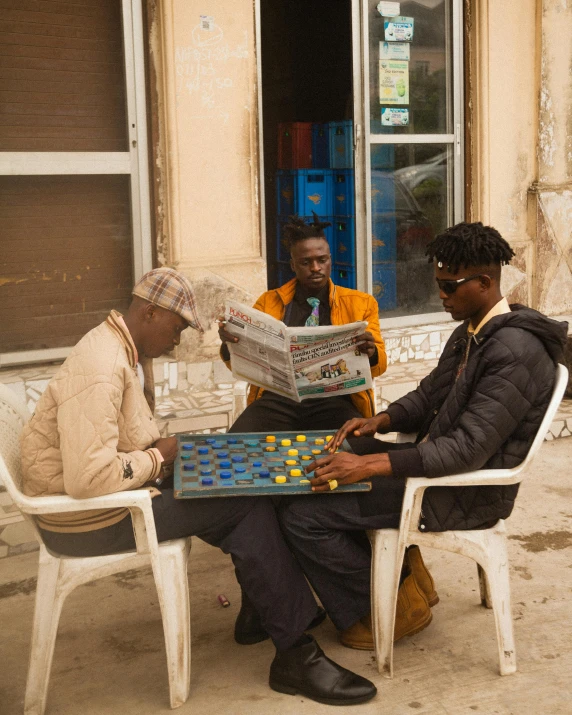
[406,545,439,607]
[340,573,432,650]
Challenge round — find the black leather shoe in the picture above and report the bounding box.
[269,635,377,706]
[234,595,327,645]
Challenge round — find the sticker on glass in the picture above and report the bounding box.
[381,108,409,126]
[200,15,214,31]
[380,41,410,61]
[377,1,400,16]
[379,60,409,105]
[384,16,414,42]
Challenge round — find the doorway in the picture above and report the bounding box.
[258,0,464,318]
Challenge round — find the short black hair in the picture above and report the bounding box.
[426,221,515,273]
[283,212,332,250]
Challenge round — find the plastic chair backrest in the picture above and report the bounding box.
[0,383,31,494]
[516,363,568,473]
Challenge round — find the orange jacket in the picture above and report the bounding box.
[222,278,387,418]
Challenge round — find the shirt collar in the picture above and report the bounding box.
[468,297,511,336]
[293,281,330,305]
[106,310,139,367]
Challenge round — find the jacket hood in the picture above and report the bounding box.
[471,304,568,364]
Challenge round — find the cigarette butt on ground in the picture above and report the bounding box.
[218,594,230,608]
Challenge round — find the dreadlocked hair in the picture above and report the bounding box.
[283,212,332,249]
[426,222,515,273]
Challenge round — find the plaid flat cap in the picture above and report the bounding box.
[133,267,204,332]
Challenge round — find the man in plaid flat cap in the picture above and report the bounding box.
[21,267,377,707]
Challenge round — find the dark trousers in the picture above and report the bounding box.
[278,438,410,631]
[229,391,362,433]
[40,490,317,651]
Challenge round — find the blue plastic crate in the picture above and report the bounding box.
[276,169,333,217]
[329,120,353,169]
[371,216,397,262]
[370,170,396,216]
[333,217,356,266]
[276,215,335,262]
[277,261,295,286]
[372,263,397,311]
[312,123,330,168]
[332,169,355,215]
[333,265,356,289]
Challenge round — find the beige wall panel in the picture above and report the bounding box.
[152,0,266,360]
[474,0,538,242]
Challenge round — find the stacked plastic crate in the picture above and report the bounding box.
[370,144,398,311]
[276,120,356,289]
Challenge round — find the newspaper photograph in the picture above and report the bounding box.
[224,300,372,402]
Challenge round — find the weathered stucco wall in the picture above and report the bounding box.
[468,0,539,306]
[530,0,572,315]
[150,0,267,361]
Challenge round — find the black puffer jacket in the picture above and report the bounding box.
[364,306,567,531]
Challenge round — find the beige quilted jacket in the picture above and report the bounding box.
[21,311,163,532]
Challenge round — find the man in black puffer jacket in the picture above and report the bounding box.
[279,222,568,651]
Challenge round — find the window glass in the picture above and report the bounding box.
[370,144,452,316]
[369,0,452,135]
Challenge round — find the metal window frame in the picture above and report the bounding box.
[0,0,152,368]
[353,0,464,316]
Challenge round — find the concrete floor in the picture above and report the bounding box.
[1,438,571,715]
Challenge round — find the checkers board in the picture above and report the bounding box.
[173,430,371,498]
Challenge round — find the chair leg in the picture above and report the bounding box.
[478,533,517,675]
[477,563,493,608]
[157,541,191,708]
[369,529,402,678]
[24,549,65,715]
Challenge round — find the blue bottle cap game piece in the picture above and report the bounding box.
[253,461,262,467]
[213,442,224,449]
[183,464,195,471]
[200,468,212,476]
[258,470,270,478]
[232,455,244,463]
[205,438,216,444]
[227,438,238,444]
[220,470,232,479]
[181,455,191,461]
[219,460,231,468]
[198,447,209,455]
[182,443,194,450]
[216,451,228,458]
[235,465,246,473]
[200,459,210,465]
[201,477,214,485]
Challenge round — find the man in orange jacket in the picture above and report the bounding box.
[219,215,387,433]
[218,215,387,647]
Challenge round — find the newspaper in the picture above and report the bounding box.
[224,300,372,402]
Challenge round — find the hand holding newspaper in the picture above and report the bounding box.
[224,300,372,402]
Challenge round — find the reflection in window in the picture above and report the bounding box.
[371,145,451,316]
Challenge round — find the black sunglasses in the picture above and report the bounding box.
[436,273,487,295]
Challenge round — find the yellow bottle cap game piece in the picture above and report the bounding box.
[300,479,310,484]
[302,455,312,460]
[290,469,302,477]
[296,435,306,442]
[275,476,287,483]
[287,449,298,456]
[315,438,325,445]
[312,449,321,455]
[266,435,276,442]
[281,439,292,446]
[326,435,333,442]
[265,446,276,452]
[285,459,297,466]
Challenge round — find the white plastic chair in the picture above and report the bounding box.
[0,383,192,714]
[369,364,569,679]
